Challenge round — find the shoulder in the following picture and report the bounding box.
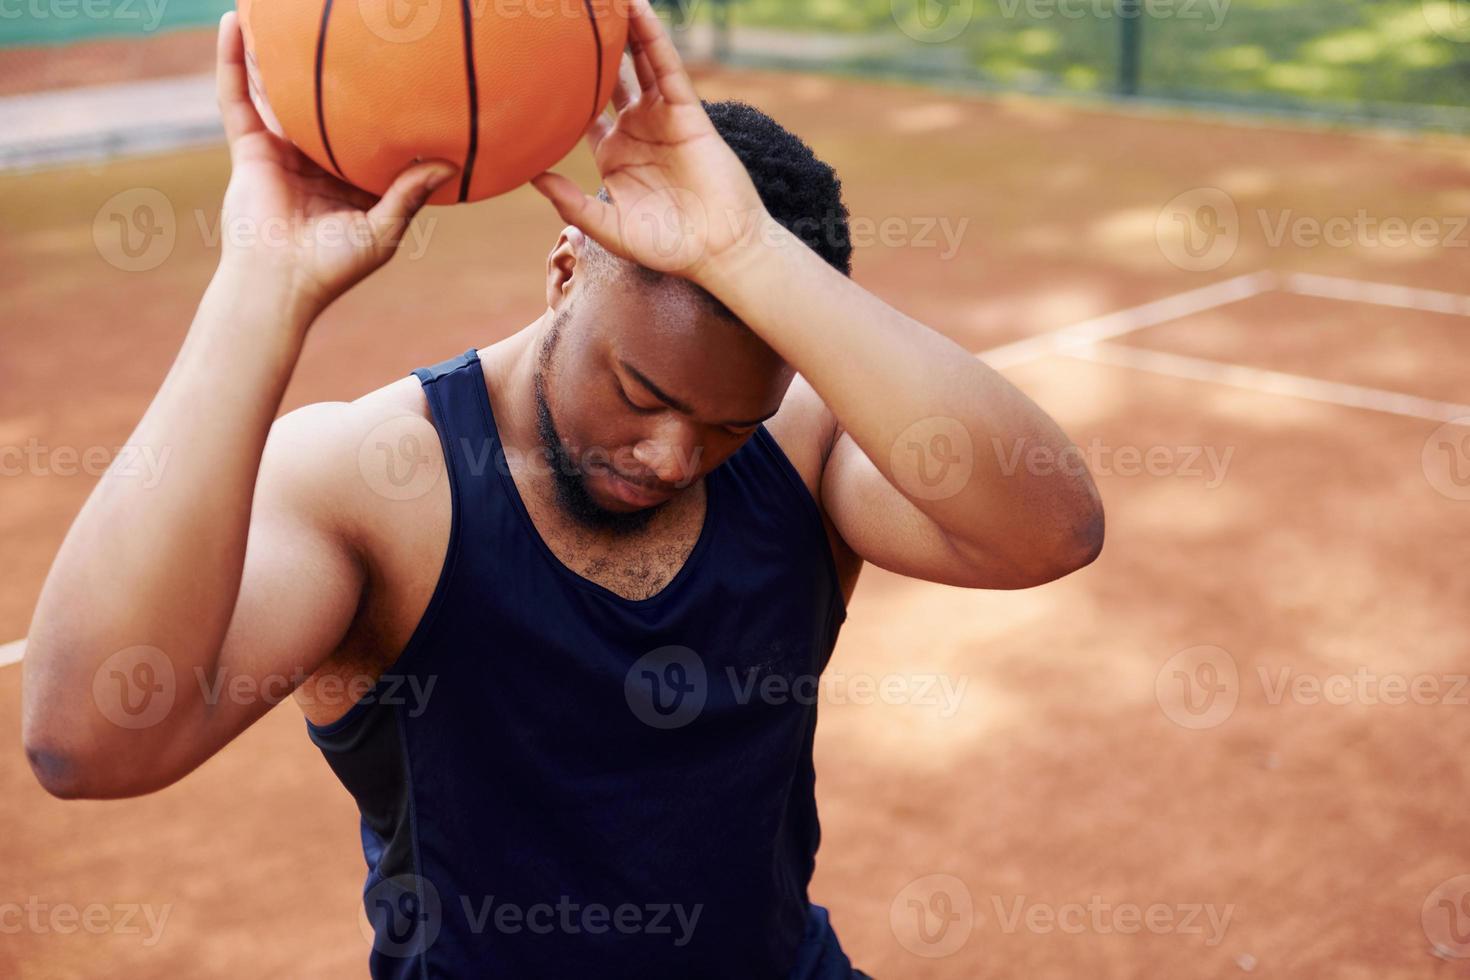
[261,374,440,550]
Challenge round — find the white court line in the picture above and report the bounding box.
[1283,273,1470,318]
[1070,342,1470,423]
[980,271,1276,370]
[0,639,24,668]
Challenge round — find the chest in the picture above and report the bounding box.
[520,481,709,602]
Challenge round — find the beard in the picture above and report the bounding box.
[533,320,664,535]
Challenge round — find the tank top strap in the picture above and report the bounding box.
[411,346,510,526]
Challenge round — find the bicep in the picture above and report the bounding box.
[151,407,366,782]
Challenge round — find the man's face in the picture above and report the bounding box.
[534,238,792,533]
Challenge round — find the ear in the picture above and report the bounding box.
[545,226,586,311]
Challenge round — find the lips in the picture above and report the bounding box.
[600,468,675,508]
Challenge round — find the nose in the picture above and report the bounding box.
[632,420,701,488]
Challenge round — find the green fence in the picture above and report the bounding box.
[4,0,1468,130]
[673,0,1470,129]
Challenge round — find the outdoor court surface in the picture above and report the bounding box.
[3,65,1469,978]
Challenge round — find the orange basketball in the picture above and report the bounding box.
[237,0,628,204]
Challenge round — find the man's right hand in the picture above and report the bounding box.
[216,11,457,321]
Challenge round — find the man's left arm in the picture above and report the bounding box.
[701,223,1104,590]
[529,0,1102,589]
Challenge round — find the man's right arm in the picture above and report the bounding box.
[20,12,454,800]
[20,270,364,799]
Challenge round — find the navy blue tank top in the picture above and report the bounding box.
[309,349,854,978]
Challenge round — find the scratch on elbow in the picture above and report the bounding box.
[25,744,86,800]
[1074,500,1106,568]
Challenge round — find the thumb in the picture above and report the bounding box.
[531,172,623,255]
[367,161,459,247]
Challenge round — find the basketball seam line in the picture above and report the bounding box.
[314,0,345,180]
[457,0,480,203]
[583,0,605,127]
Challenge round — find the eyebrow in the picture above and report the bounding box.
[619,359,778,429]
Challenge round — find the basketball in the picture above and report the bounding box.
[237,0,628,204]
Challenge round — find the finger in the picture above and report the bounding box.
[583,112,613,154]
[611,52,641,111]
[366,161,459,247]
[314,174,379,214]
[627,0,697,105]
[630,42,657,97]
[216,12,266,147]
[530,172,622,254]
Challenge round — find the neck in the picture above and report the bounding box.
[481,312,554,460]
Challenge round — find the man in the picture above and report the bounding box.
[21,2,1103,976]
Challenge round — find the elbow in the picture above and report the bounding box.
[24,742,97,800]
[22,670,104,799]
[1010,493,1106,588]
[1063,496,1106,572]
[23,700,163,800]
[22,642,176,800]
[23,739,167,801]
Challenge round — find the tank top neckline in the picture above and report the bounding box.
[466,347,721,608]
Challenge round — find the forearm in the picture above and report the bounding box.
[23,262,315,748]
[702,218,1101,556]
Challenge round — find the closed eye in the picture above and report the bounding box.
[617,386,660,415]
